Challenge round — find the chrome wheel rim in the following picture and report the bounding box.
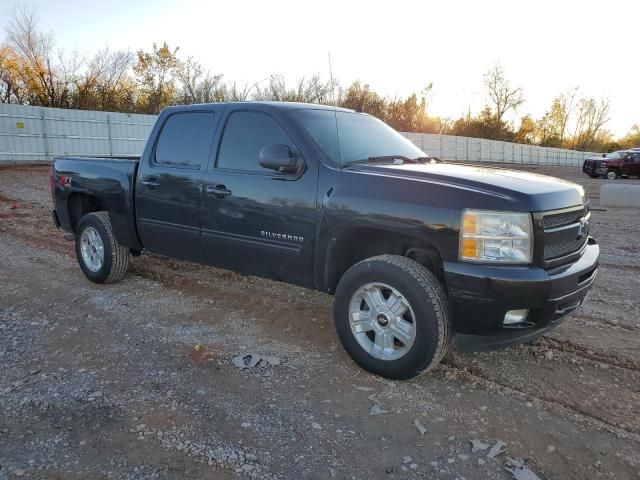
[348,282,416,361]
[80,226,104,272]
[606,171,616,180]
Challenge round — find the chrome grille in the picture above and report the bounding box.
[541,205,590,262]
[544,237,587,260]
[543,205,588,230]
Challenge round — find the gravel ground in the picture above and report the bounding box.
[0,163,639,480]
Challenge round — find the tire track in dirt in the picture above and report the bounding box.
[440,357,640,441]
[541,335,640,370]
[572,313,640,333]
[0,192,20,203]
[599,253,640,267]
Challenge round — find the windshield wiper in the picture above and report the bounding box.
[343,155,442,167]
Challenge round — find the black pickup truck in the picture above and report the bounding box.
[50,102,599,379]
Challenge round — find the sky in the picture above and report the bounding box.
[1,0,638,136]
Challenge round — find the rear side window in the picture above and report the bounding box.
[155,112,215,168]
[217,111,294,172]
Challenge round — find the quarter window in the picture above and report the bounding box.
[155,112,215,168]
[217,111,294,172]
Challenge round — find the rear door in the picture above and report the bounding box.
[630,153,640,177]
[136,109,221,261]
[200,107,318,287]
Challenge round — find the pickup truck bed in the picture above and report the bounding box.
[51,156,142,250]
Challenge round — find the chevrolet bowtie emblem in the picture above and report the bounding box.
[577,217,588,239]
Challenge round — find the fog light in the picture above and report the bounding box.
[503,309,529,325]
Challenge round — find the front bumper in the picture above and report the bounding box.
[444,238,599,352]
[583,164,607,176]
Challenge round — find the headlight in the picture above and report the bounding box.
[459,209,533,264]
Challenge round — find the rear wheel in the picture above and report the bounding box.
[606,170,619,180]
[333,255,452,379]
[75,211,129,284]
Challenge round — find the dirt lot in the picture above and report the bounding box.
[0,163,639,480]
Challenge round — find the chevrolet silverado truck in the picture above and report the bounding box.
[50,102,599,379]
[583,149,640,179]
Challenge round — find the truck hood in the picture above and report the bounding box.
[349,162,587,212]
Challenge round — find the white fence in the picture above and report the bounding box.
[0,103,597,165]
[0,103,155,162]
[402,132,598,166]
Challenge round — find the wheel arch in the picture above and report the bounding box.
[322,227,445,294]
[68,193,104,233]
[67,193,142,249]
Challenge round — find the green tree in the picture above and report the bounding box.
[619,124,640,149]
[516,115,536,144]
[570,97,610,151]
[175,56,226,104]
[3,4,75,107]
[450,107,515,141]
[134,42,181,114]
[536,89,577,147]
[73,48,136,112]
[340,81,387,119]
[385,93,427,132]
[253,73,336,104]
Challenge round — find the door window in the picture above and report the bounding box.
[155,112,216,168]
[217,111,294,172]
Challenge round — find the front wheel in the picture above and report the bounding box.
[75,211,129,284]
[333,255,452,379]
[606,170,619,180]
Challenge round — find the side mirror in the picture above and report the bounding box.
[259,144,300,174]
[602,153,607,157]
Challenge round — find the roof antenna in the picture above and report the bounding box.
[328,52,342,165]
[328,52,336,106]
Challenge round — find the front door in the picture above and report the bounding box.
[136,110,220,261]
[201,108,318,287]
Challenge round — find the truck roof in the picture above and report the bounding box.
[163,101,354,113]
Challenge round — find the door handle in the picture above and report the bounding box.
[205,184,232,198]
[141,177,159,189]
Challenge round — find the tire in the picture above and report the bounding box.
[589,174,597,178]
[333,254,452,379]
[75,211,129,284]
[606,170,618,180]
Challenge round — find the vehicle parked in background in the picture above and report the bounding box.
[582,150,640,179]
[50,102,599,379]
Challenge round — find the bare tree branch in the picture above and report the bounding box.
[484,64,524,124]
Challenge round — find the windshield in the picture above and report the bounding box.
[291,109,427,166]
[606,151,624,159]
